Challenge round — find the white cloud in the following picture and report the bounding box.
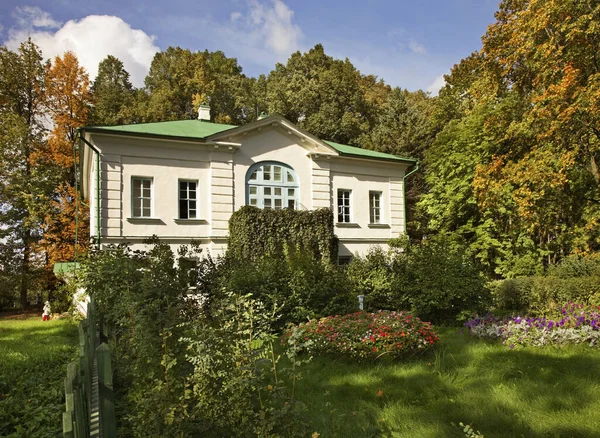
[426,74,446,95]
[206,0,302,67]
[408,39,426,55]
[13,6,62,29]
[5,13,159,87]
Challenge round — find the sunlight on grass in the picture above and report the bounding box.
[0,316,78,437]
[294,328,600,438]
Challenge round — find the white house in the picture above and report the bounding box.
[80,110,417,262]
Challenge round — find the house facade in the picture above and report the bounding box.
[80,113,417,261]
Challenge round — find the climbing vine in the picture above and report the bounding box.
[228,206,338,263]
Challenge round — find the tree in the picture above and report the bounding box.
[266,44,372,145]
[420,0,600,276]
[0,40,49,308]
[143,47,255,124]
[88,55,135,126]
[39,51,92,266]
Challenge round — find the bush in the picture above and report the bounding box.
[215,245,354,326]
[488,277,533,313]
[284,310,438,361]
[490,253,600,315]
[82,238,310,437]
[346,246,396,311]
[347,236,491,324]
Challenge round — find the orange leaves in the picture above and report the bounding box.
[33,51,93,264]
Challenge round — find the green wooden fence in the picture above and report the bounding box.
[63,299,116,437]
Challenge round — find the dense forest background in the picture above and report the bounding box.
[1,0,599,309]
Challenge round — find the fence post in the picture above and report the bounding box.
[62,411,74,438]
[97,342,116,437]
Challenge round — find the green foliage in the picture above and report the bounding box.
[420,0,600,276]
[487,278,533,313]
[0,317,79,437]
[491,253,600,315]
[228,206,338,264]
[266,44,370,145]
[47,279,77,313]
[82,238,309,437]
[0,40,53,309]
[347,236,490,324]
[143,47,259,124]
[215,245,353,326]
[88,55,135,126]
[180,292,309,437]
[345,246,395,311]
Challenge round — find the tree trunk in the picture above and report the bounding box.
[20,240,30,310]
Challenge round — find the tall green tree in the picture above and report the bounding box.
[144,47,256,124]
[0,40,49,308]
[88,55,135,126]
[420,0,600,276]
[266,44,372,145]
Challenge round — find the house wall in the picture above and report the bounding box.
[85,127,410,260]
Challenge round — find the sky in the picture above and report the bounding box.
[0,0,500,94]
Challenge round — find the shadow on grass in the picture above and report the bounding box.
[294,330,600,438]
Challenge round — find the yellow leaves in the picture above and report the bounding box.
[474,146,575,235]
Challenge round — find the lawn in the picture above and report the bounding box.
[294,327,600,438]
[0,315,79,437]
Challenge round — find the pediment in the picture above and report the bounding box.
[206,115,339,157]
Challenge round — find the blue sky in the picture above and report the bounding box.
[0,0,500,93]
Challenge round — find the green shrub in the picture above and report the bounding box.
[528,275,600,314]
[491,253,600,315]
[82,238,310,437]
[347,236,490,324]
[346,246,396,311]
[213,244,354,326]
[488,277,533,313]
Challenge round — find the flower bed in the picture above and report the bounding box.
[465,303,600,348]
[283,310,438,360]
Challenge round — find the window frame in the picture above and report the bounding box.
[369,191,382,224]
[178,179,198,220]
[337,189,352,223]
[246,161,299,210]
[131,176,153,218]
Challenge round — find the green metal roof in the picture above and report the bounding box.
[81,120,237,140]
[81,118,416,163]
[324,141,416,163]
[53,262,80,275]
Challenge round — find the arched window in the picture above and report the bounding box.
[246,162,299,210]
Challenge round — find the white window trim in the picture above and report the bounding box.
[178,179,199,220]
[337,189,352,223]
[369,191,383,224]
[131,176,153,218]
[246,162,299,210]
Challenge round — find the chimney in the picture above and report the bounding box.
[198,104,211,122]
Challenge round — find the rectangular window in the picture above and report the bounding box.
[337,189,351,223]
[369,191,382,224]
[179,180,197,219]
[132,177,152,217]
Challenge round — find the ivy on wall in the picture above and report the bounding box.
[228,206,338,263]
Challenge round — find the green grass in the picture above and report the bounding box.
[293,328,600,438]
[0,316,79,437]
